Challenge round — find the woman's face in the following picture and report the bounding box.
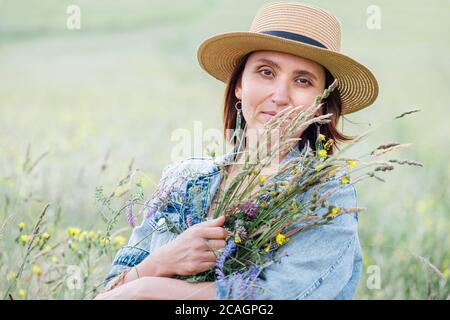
[235,50,326,132]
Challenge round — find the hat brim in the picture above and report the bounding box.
[197,32,378,115]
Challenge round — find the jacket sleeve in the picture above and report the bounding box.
[103,163,176,288]
[215,177,363,300]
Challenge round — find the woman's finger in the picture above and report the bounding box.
[203,239,226,250]
[198,227,229,239]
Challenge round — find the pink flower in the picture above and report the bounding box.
[240,200,258,219]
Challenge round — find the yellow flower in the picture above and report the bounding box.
[324,139,334,149]
[347,160,357,169]
[32,265,42,277]
[319,134,326,141]
[79,231,87,242]
[112,235,126,247]
[19,234,29,245]
[444,269,450,279]
[18,222,26,232]
[32,235,41,244]
[341,176,349,184]
[51,256,59,264]
[18,289,26,299]
[42,232,50,241]
[87,230,97,240]
[67,227,81,238]
[318,149,327,158]
[315,163,324,172]
[293,167,299,174]
[263,244,271,252]
[328,207,341,218]
[234,234,241,244]
[69,242,78,251]
[259,175,267,183]
[99,237,110,246]
[275,233,290,246]
[260,200,267,207]
[289,200,298,212]
[7,271,17,281]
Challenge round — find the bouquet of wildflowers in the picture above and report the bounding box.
[134,80,421,299]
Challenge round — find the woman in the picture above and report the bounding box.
[95,2,378,300]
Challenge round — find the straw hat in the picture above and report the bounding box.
[197,2,378,115]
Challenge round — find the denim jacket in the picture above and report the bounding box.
[103,146,363,300]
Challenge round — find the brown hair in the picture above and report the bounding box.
[222,52,353,155]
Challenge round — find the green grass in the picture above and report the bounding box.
[0,0,449,299]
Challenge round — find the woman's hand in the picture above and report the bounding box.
[149,215,229,277]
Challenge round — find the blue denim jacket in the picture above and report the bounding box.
[104,146,363,300]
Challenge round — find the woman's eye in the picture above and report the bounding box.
[258,69,273,77]
[296,78,311,86]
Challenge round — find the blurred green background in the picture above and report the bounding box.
[0,0,449,299]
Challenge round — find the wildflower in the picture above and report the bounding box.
[32,265,41,277]
[240,200,258,219]
[341,176,349,184]
[324,139,334,149]
[259,175,267,183]
[289,199,298,212]
[234,234,241,244]
[79,231,87,242]
[293,167,299,174]
[318,149,327,158]
[87,230,97,240]
[19,234,29,245]
[112,235,126,247]
[67,227,81,238]
[126,200,135,228]
[51,256,59,264]
[69,242,78,251]
[7,271,17,281]
[236,225,248,242]
[263,243,271,252]
[18,222,26,232]
[18,289,26,299]
[275,233,290,246]
[215,240,237,287]
[347,160,357,169]
[260,200,267,207]
[328,206,341,218]
[319,134,326,141]
[99,237,110,246]
[32,235,41,244]
[42,232,50,241]
[444,269,450,279]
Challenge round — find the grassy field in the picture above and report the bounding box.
[0,0,449,299]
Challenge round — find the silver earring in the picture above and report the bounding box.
[233,100,245,153]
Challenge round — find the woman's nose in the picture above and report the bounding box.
[271,82,291,108]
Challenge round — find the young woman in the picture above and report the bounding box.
[95,2,378,300]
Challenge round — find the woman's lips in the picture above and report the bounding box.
[259,111,277,121]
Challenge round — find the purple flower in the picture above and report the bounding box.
[215,239,237,287]
[240,200,258,219]
[126,200,135,228]
[236,225,248,242]
[236,265,260,300]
